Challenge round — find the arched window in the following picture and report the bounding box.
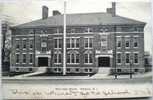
[84,50,93,64]
[67,51,79,64]
[54,51,62,64]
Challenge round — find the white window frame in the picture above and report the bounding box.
[54,52,62,64]
[133,37,139,48]
[125,39,130,49]
[125,52,130,65]
[116,37,122,49]
[67,37,80,49]
[67,53,80,64]
[84,37,93,49]
[133,52,139,65]
[22,53,26,64]
[29,38,34,50]
[54,37,62,49]
[84,53,93,65]
[22,38,27,50]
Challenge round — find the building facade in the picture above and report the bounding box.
[10,3,146,75]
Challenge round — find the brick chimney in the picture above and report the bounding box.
[42,6,48,19]
[106,2,116,17]
[53,10,61,16]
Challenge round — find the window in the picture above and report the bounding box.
[117,53,121,64]
[67,53,80,64]
[125,53,130,64]
[67,38,80,49]
[54,53,62,64]
[84,38,93,49]
[135,69,138,72]
[16,54,20,63]
[67,54,71,63]
[16,40,20,49]
[134,53,138,64]
[125,40,130,48]
[133,38,138,48]
[116,37,121,48]
[29,54,33,63]
[89,38,93,48]
[29,39,33,49]
[84,28,92,33]
[71,38,75,48]
[84,53,93,64]
[117,69,121,72]
[84,38,88,48]
[67,39,70,48]
[71,54,75,63]
[76,38,80,48]
[76,54,80,63]
[84,69,92,72]
[23,39,27,49]
[54,38,62,49]
[23,54,26,63]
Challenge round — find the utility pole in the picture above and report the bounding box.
[63,1,67,75]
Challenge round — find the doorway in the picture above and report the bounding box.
[98,57,110,67]
[38,57,48,67]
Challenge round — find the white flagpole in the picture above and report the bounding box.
[63,0,66,75]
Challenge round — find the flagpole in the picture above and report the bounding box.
[63,1,66,75]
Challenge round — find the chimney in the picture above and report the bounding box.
[53,10,61,16]
[112,2,116,16]
[106,2,116,17]
[42,6,48,19]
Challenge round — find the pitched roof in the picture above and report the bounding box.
[13,12,145,28]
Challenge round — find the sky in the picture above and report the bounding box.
[0,0,152,54]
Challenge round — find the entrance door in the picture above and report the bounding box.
[38,57,48,67]
[98,57,110,67]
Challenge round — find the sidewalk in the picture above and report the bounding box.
[2,72,152,80]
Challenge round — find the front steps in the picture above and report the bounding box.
[91,67,111,78]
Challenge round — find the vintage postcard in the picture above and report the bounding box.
[0,0,152,99]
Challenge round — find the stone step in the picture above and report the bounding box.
[98,67,111,74]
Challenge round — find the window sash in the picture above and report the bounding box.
[23,54,26,63]
[67,53,80,64]
[23,40,27,49]
[84,38,93,48]
[54,53,62,64]
[125,53,130,63]
[134,53,138,63]
[54,39,62,49]
[30,54,33,63]
[29,40,33,49]
[117,41,121,47]
[125,41,130,48]
[67,38,80,49]
[84,54,93,64]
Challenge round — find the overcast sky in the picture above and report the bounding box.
[0,0,152,54]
